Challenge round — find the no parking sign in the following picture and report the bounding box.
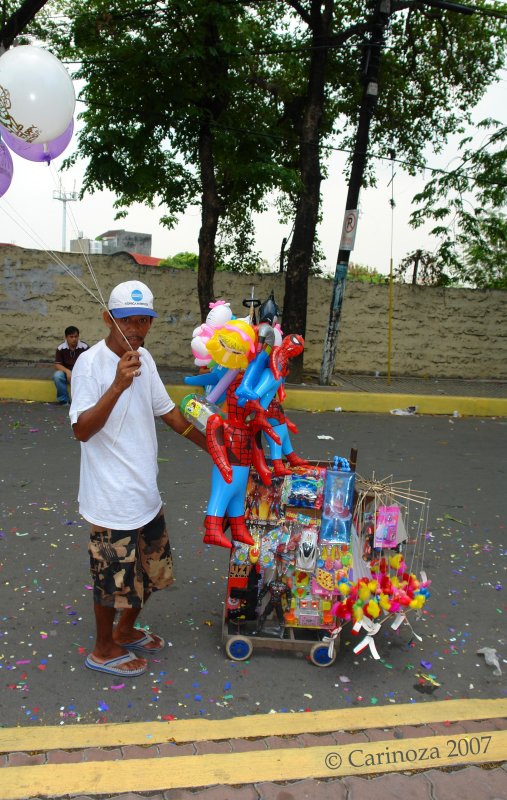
[339,208,358,251]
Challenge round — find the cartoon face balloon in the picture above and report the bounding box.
[0,46,75,144]
[206,319,257,370]
[190,300,233,366]
[206,300,233,329]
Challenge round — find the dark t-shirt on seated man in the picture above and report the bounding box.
[53,325,88,405]
[55,338,89,370]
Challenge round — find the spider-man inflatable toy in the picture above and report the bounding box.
[203,333,305,549]
[203,373,281,549]
[237,332,309,477]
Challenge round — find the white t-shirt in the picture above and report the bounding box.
[69,339,175,529]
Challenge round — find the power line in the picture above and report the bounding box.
[69,91,505,188]
[206,120,507,188]
[416,0,507,18]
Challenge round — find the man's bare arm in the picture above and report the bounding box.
[72,350,140,442]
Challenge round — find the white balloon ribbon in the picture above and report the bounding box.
[322,626,342,658]
[391,612,423,641]
[352,618,381,659]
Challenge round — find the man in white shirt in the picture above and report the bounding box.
[70,280,206,678]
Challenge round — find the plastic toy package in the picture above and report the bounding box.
[281,466,326,509]
[244,470,285,523]
[320,467,355,544]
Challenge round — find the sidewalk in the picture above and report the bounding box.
[1,361,506,416]
[1,701,506,799]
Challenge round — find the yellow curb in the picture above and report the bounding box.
[0,379,191,406]
[0,379,505,416]
[283,388,507,417]
[1,730,505,799]
[0,698,505,753]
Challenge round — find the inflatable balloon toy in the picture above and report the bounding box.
[206,317,257,369]
[235,320,276,406]
[190,299,233,367]
[182,316,278,549]
[237,331,309,476]
[0,118,74,164]
[234,291,282,403]
[234,291,308,476]
[203,371,282,549]
[182,316,257,432]
[0,140,13,198]
[202,331,309,549]
[0,46,75,144]
[263,388,309,476]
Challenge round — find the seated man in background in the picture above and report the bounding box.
[53,325,88,405]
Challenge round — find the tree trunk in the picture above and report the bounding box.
[197,122,222,322]
[282,0,333,383]
[412,249,421,284]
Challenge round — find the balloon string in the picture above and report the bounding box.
[0,197,103,304]
[0,192,133,353]
[49,163,108,307]
[47,162,133,353]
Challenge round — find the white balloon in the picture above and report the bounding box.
[191,335,212,364]
[0,46,75,144]
[205,301,232,329]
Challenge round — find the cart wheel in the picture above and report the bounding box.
[309,642,337,667]
[225,635,253,662]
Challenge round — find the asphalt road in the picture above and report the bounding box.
[0,400,505,728]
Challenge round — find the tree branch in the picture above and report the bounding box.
[0,0,49,51]
[285,0,312,28]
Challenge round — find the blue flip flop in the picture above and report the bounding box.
[85,651,147,677]
[122,632,165,653]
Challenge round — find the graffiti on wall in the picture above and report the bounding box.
[0,257,83,313]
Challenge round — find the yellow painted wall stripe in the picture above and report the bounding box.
[0,378,505,416]
[0,730,504,800]
[0,699,505,753]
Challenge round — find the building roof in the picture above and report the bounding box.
[113,251,163,267]
[98,230,125,238]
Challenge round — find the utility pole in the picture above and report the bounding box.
[320,0,391,385]
[53,184,78,252]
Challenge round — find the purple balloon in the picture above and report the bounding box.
[0,142,13,197]
[0,118,74,164]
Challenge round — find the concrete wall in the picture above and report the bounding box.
[0,245,505,379]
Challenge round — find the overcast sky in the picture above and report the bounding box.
[1,73,505,277]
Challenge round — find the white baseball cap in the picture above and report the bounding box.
[108,280,157,318]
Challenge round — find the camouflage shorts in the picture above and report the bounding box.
[88,508,174,609]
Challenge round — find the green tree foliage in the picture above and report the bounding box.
[214,211,265,274]
[267,1,506,378]
[40,0,297,318]
[29,0,506,370]
[0,0,48,50]
[394,249,451,286]
[158,252,199,271]
[410,122,507,289]
[347,261,387,284]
